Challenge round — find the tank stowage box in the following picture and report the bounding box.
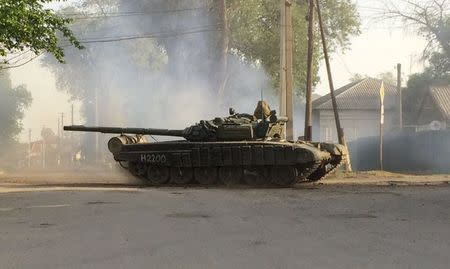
[64,101,347,187]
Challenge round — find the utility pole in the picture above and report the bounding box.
[95,87,99,162]
[316,0,351,171]
[61,113,65,139]
[71,103,74,125]
[304,0,315,141]
[217,0,229,101]
[315,0,343,145]
[280,0,286,119]
[285,0,294,140]
[397,63,403,129]
[280,0,294,140]
[57,117,60,138]
[280,0,287,132]
[28,129,31,168]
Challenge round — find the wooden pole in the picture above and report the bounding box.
[397,63,403,129]
[280,0,287,124]
[285,0,294,140]
[28,129,31,168]
[315,0,344,145]
[380,118,384,170]
[380,87,384,171]
[71,103,74,125]
[304,0,314,141]
[61,113,64,138]
[217,0,229,100]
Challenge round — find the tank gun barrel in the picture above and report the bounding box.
[64,125,185,137]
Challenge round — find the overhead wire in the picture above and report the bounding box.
[1,25,221,69]
[1,52,45,70]
[1,4,213,69]
[72,26,221,45]
[61,6,207,20]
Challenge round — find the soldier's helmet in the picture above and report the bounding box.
[253,101,271,120]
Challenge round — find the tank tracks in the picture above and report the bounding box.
[126,159,342,187]
[122,141,347,188]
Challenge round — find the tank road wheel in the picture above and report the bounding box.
[270,166,298,187]
[136,163,147,177]
[194,167,218,185]
[128,162,140,177]
[219,167,242,186]
[146,166,170,185]
[243,166,269,186]
[171,167,194,185]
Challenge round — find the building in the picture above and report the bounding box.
[312,78,399,142]
[416,86,450,131]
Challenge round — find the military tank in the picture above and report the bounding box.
[64,101,347,187]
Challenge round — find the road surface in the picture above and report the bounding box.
[1,185,449,269]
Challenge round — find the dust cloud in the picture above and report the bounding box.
[1,0,278,181]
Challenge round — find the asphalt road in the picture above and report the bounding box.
[1,185,449,269]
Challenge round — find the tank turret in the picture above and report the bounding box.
[64,101,288,142]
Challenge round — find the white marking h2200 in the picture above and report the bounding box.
[140,154,167,164]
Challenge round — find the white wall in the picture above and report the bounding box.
[314,109,397,142]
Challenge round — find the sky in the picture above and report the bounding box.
[9,0,428,142]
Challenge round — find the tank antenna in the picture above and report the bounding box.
[260,88,264,120]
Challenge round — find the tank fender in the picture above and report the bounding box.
[294,146,330,164]
[320,143,347,156]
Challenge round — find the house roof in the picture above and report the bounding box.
[312,78,398,110]
[429,86,450,120]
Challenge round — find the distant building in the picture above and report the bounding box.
[416,86,450,131]
[312,78,398,142]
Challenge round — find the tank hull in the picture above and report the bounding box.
[113,140,345,187]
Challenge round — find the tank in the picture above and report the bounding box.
[64,101,347,187]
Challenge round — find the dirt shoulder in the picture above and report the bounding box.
[0,169,449,187]
[320,170,450,186]
[0,169,142,186]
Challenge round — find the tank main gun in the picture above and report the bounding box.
[64,125,186,137]
[64,124,217,142]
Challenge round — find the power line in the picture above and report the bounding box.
[62,6,208,20]
[2,49,32,63]
[335,52,353,76]
[1,52,44,70]
[74,26,220,44]
[1,26,221,69]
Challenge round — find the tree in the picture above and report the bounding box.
[227,0,360,95]
[45,0,360,107]
[0,71,32,143]
[379,1,450,124]
[0,0,82,64]
[380,0,450,59]
[403,54,450,124]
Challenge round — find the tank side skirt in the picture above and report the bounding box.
[117,144,323,172]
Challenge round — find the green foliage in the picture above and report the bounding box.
[46,0,359,101]
[0,0,82,63]
[0,71,32,143]
[404,52,450,125]
[427,52,450,79]
[228,0,360,95]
